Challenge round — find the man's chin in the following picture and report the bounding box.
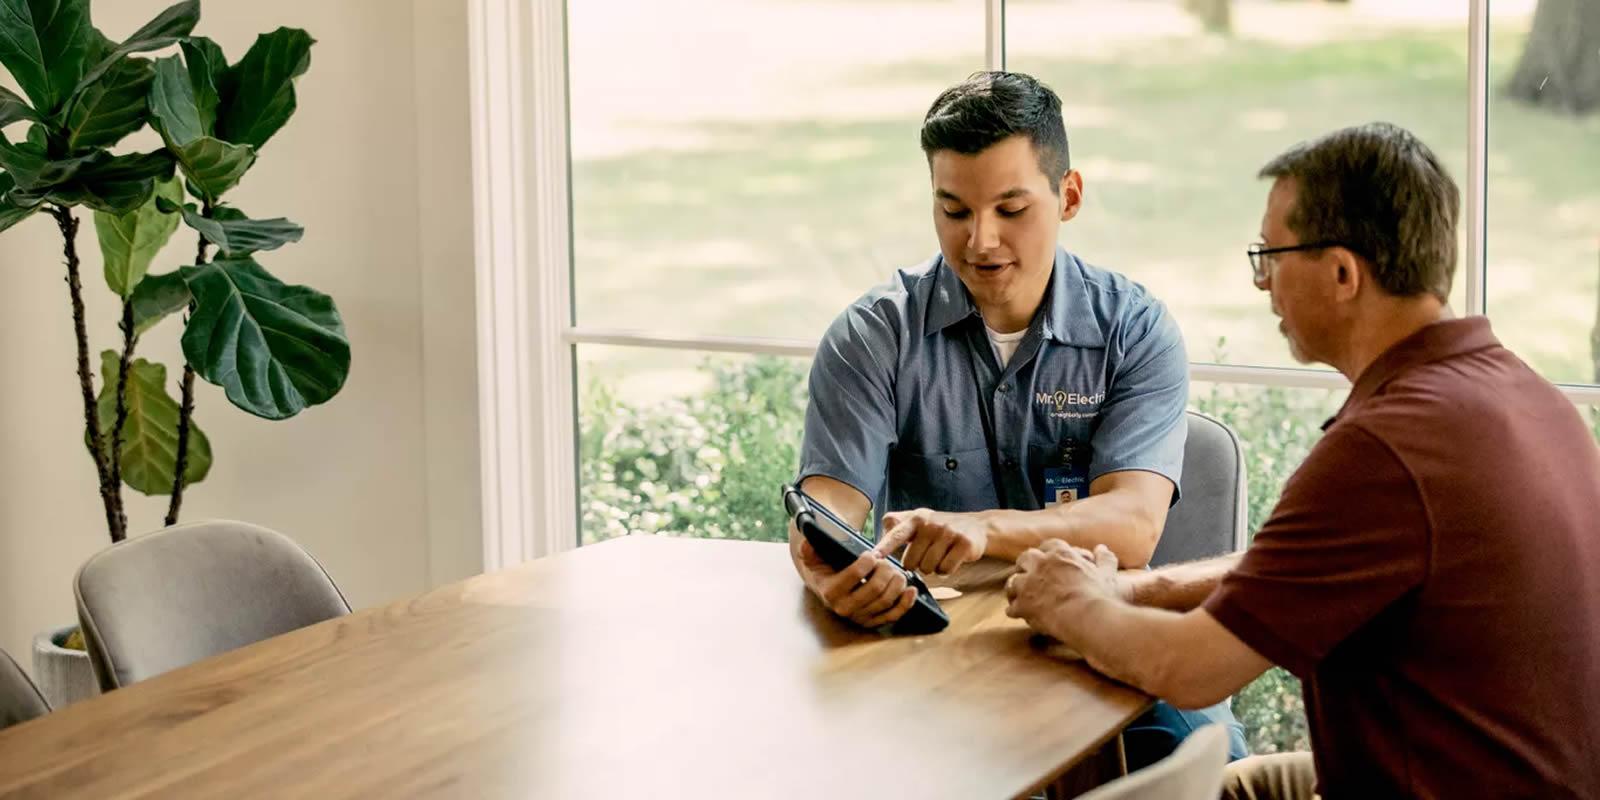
[1285,338,1315,366]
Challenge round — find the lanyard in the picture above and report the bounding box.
[964,321,1008,510]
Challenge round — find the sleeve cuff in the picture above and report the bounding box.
[1203,590,1316,679]
[794,466,877,508]
[1088,464,1183,504]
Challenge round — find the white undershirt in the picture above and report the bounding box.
[986,325,1028,368]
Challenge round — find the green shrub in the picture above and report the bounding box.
[1191,378,1339,754]
[580,355,1340,753]
[580,357,805,543]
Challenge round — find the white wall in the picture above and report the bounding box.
[0,0,481,667]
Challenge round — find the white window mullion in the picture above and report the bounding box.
[1465,0,1490,317]
[986,0,1005,72]
[469,0,578,569]
[564,327,1355,391]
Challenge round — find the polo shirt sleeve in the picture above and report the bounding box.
[1087,298,1188,498]
[1203,422,1429,678]
[796,301,900,507]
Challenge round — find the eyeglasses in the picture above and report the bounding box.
[1246,240,1347,284]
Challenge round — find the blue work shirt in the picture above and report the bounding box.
[795,247,1247,766]
[799,246,1188,529]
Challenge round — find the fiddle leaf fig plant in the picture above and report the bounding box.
[0,0,350,543]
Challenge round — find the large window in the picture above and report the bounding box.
[550,0,1600,757]
[1007,1,1469,368]
[1487,2,1600,385]
[568,0,985,342]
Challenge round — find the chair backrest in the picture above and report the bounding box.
[1075,724,1231,800]
[1150,411,1248,567]
[75,520,350,691]
[0,647,50,731]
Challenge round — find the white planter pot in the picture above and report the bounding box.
[31,625,99,709]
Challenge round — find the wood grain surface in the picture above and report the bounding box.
[0,536,1148,799]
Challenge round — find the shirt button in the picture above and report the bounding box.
[945,458,959,471]
[997,383,1012,394]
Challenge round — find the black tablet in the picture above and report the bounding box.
[782,484,949,635]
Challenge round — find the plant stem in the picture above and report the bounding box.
[54,207,125,543]
[165,365,196,526]
[110,298,138,531]
[166,217,212,525]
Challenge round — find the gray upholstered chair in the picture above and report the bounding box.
[74,520,350,691]
[1073,725,1230,800]
[1150,411,1248,567]
[0,647,50,731]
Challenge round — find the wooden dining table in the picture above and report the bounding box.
[0,535,1150,799]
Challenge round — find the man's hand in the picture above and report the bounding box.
[797,540,918,629]
[874,508,989,575]
[1004,541,1124,640]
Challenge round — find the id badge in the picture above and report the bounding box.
[1042,438,1091,508]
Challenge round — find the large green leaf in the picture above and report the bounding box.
[0,85,39,127]
[70,0,198,101]
[61,55,155,151]
[162,199,302,257]
[171,136,253,200]
[89,350,212,495]
[95,175,180,296]
[129,269,190,334]
[149,55,254,200]
[216,28,312,149]
[22,120,46,148]
[148,54,203,143]
[181,257,348,420]
[14,148,174,215]
[180,36,224,134]
[0,133,95,190]
[0,0,95,114]
[0,201,35,232]
[0,172,38,232]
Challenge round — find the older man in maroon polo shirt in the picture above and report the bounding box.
[1003,122,1600,799]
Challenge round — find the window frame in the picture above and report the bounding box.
[470,0,1600,564]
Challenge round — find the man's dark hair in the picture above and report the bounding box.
[920,71,1070,192]
[1259,122,1460,300]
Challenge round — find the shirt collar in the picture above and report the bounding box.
[1324,316,1501,429]
[924,247,1107,348]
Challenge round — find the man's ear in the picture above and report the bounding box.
[1331,247,1363,302]
[1059,170,1084,223]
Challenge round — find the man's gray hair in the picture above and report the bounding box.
[1259,122,1460,301]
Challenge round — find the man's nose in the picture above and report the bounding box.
[968,213,1000,254]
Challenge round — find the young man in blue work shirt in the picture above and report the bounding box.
[787,71,1247,767]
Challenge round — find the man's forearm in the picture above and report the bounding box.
[981,494,1160,566]
[1050,593,1185,698]
[1123,553,1242,611]
[1047,593,1264,710]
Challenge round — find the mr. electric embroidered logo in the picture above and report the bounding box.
[1036,389,1104,419]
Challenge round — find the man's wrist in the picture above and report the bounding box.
[1041,589,1110,646]
[974,509,1003,557]
[1119,568,1164,607]
[977,509,1030,561]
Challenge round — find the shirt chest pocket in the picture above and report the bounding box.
[886,446,994,514]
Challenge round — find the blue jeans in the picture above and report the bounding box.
[1123,699,1248,770]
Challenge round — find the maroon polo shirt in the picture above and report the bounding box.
[1205,317,1600,799]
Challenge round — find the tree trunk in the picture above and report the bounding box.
[1507,0,1600,115]
[1184,0,1231,34]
